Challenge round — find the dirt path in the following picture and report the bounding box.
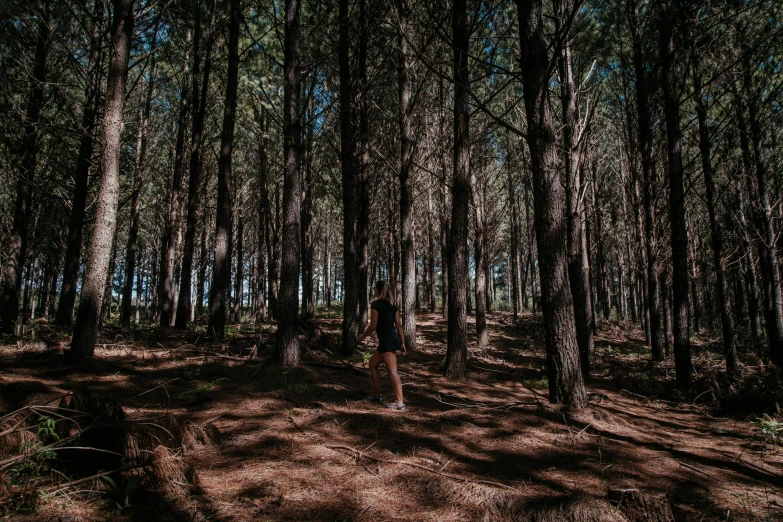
[1,311,781,521]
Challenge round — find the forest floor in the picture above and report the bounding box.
[1,310,782,521]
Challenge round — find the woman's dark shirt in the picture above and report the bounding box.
[371,299,398,341]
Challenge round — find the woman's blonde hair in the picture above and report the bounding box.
[374,280,393,302]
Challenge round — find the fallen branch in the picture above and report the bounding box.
[469,362,547,407]
[327,444,515,490]
[324,347,370,375]
[0,410,35,438]
[678,460,717,478]
[303,360,367,376]
[47,463,146,495]
[174,348,269,364]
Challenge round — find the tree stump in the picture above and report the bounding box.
[608,487,674,522]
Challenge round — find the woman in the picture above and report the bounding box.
[357,280,407,411]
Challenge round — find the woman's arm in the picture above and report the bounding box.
[394,311,407,354]
[357,309,378,344]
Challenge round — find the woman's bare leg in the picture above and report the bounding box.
[368,350,383,396]
[381,352,404,404]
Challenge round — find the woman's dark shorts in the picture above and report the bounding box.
[378,332,402,354]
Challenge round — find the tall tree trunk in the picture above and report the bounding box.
[325,208,332,308]
[629,2,663,361]
[471,174,489,347]
[524,174,535,312]
[739,46,783,368]
[557,16,594,378]
[254,108,269,324]
[397,0,417,352]
[338,0,360,355]
[444,0,469,380]
[507,148,520,319]
[268,185,281,319]
[175,0,216,328]
[357,0,371,326]
[69,0,134,357]
[160,28,192,328]
[135,247,144,324]
[275,0,301,366]
[121,23,159,326]
[427,182,437,313]
[661,267,673,356]
[56,0,103,327]
[196,217,208,318]
[301,97,316,319]
[207,0,240,337]
[515,0,587,407]
[658,0,692,383]
[1,0,51,333]
[439,75,450,318]
[233,197,244,323]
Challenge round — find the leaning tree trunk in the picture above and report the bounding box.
[69,0,134,357]
[207,0,240,337]
[56,0,103,327]
[275,0,302,366]
[1,0,50,334]
[121,23,159,326]
[444,0,470,381]
[515,0,586,407]
[397,0,417,352]
[691,47,736,371]
[658,0,692,383]
[338,0,360,356]
[175,0,215,328]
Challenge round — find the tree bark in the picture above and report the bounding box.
[557,16,594,378]
[254,108,269,324]
[56,0,103,327]
[301,98,315,319]
[339,0,360,356]
[445,0,469,381]
[397,0,417,352]
[275,0,301,366]
[207,0,241,337]
[629,2,663,361]
[1,0,51,333]
[69,0,134,357]
[471,173,489,347]
[658,0,693,383]
[233,195,244,323]
[357,0,371,326]
[516,0,587,407]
